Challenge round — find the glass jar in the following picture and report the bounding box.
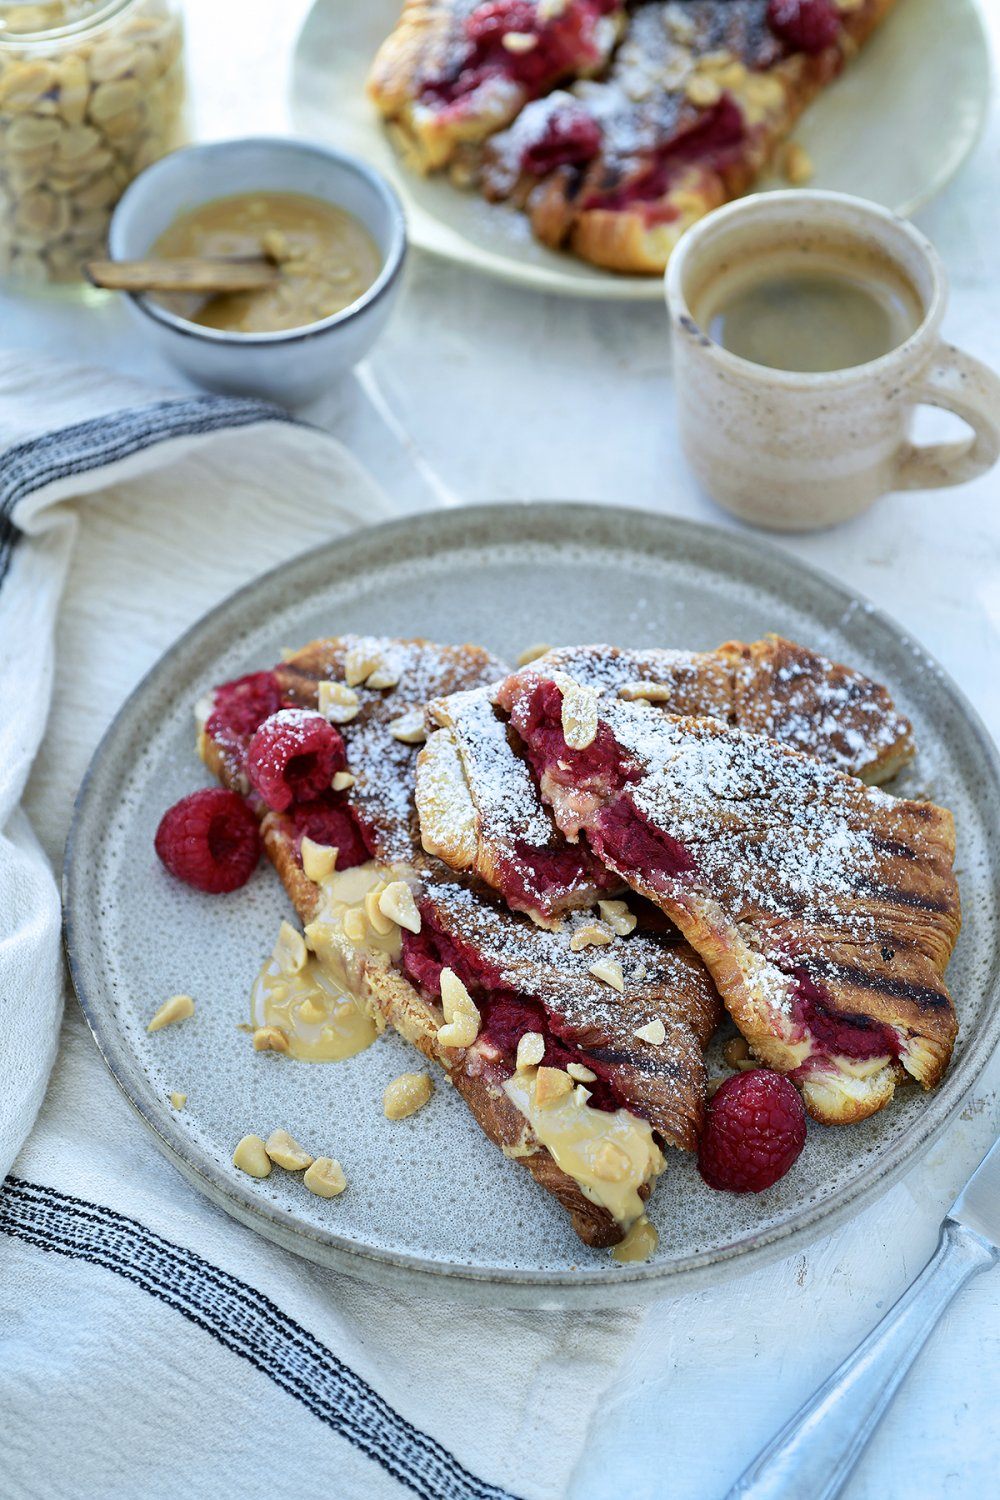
[0,0,186,286]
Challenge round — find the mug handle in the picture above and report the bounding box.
[894,342,1000,491]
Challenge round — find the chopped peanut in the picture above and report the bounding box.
[233,1135,271,1178]
[301,837,338,884]
[265,1129,314,1171]
[364,883,396,937]
[516,1031,545,1070]
[589,957,625,993]
[273,920,307,975]
[634,1019,666,1046]
[556,675,599,751]
[535,1067,573,1108]
[378,880,422,934]
[303,1157,347,1197]
[598,899,637,937]
[383,1072,434,1120]
[318,680,360,724]
[437,967,481,1049]
[570,922,613,951]
[389,709,426,744]
[147,994,195,1033]
[593,1142,631,1183]
[252,1026,289,1053]
[566,1062,596,1083]
[781,142,814,186]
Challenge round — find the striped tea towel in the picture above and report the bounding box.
[0,351,642,1500]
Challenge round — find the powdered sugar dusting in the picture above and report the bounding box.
[278,636,508,864]
[534,638,914,782]
[421,869,717,1064]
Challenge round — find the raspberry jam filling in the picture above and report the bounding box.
[423,0,617,109]
[497,838,616,920]
[583,96,746,222]
[591,797,698,884]
[520,103,603,175]
[506,678,642,793]
[288,794,373,871]
[401,904,620,1112]
[767,0,841,55]
[792,968,899,1061]
[206,670,283,758]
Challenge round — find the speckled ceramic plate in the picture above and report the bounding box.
[289,0,991,301]
[65,505,1000,1307]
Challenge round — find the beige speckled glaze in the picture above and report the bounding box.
[665,191,1000,532]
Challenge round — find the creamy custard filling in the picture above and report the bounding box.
[251,859,420,1062]
[503,1068,665,1232]
[612,1216,660,1264]
[250,953,377,1062]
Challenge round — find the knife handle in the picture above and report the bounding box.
[725,1220,998,1500]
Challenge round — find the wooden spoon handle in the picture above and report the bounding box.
[85,257,279,294]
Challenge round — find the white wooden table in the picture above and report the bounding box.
[4,4,997,1497]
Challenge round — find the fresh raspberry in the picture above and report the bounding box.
[288,797,371,869]
[206,671,282,744]
[767,0,840,54]
[155,788,260,894]
[698,1069,807,1193]
[246,709,346,812]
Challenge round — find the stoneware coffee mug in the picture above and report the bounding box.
[665,190,1000,532]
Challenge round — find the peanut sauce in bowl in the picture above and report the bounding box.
[149,189,382,334]
[108,136,407,405]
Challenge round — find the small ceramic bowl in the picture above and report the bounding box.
[108,136,407,408]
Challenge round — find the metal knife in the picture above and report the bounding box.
[724,1134,1000,1500]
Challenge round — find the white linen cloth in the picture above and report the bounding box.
[0,352,640,1500]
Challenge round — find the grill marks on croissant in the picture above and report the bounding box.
[492,667,960,1123]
